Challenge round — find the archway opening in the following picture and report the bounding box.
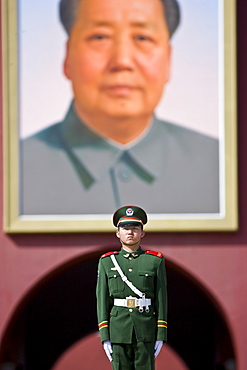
[0,252,236,369]
[52,332,189,370]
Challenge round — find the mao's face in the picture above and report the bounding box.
[64,0,171,123]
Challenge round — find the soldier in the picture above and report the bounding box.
[96,205,167,369]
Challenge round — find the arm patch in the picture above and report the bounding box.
[145,250,163,258]
[100,251,119,259]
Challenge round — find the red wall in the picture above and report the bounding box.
[1,0,247,369]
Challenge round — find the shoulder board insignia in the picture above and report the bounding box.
[145,250,163,258]
[101,251,119,259]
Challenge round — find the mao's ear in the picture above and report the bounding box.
[165,44,172,83]
[63,41,72,80]
[116,230,120,239]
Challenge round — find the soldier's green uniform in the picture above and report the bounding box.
[96,206,167,369]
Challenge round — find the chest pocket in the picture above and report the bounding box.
[139,270,155,292]
[108,271,125,294]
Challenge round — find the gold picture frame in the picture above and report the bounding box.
[2,0,238,233]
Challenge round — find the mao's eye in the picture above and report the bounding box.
[134,34,154,43]
[91,34,108,40]
[135,35,149,41]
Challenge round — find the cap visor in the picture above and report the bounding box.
[118,221,142,227]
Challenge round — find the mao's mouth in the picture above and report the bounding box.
[103,85,139,96]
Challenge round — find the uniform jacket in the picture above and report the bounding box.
[96,247,167,344]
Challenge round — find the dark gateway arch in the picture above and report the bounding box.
[0,252,236,370]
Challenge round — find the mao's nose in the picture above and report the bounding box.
[108,36,135,72]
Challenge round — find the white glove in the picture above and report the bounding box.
[154,340,163,358]
[103,340,113,362]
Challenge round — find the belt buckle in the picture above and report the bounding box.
[126,297,136,308]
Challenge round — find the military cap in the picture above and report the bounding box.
[113,205,148,227]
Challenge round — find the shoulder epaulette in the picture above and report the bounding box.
[101,251,119,259]
[145,250,163,258]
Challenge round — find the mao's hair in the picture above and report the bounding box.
[59,0,180,38]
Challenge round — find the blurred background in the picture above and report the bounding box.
[1,0,246,369]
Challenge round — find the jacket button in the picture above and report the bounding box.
[129,309,133,313]
[129,268,133,272]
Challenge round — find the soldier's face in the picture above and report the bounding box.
[64,0,171,123]
[116,226,145,248]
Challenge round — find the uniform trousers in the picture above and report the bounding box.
[111,331,155,370]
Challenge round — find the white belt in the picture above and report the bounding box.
[114,296,151,313]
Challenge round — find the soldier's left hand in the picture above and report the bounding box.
[154,340,163,358]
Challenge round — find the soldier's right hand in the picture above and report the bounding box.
[103,340,113,362]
